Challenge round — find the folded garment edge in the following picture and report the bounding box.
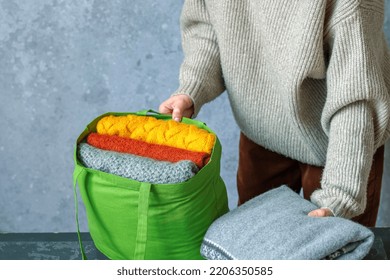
[202,238,237,260]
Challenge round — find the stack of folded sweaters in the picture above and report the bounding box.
[77,114,216,184]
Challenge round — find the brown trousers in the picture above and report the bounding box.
[237,133,384,227]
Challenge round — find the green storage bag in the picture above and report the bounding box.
[73,110,229,260]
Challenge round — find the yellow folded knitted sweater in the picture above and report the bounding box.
[96,115,215,154]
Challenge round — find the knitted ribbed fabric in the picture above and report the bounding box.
[87,133,210,169]
[200,186,374,260]
[78,143,198,184]
[96,114,215,154]
[174,0,390,219]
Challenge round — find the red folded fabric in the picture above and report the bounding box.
[87,133,210,169]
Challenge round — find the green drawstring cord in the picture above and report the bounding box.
[73,166,87,260]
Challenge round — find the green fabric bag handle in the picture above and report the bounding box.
[134,109,207,127]
[133,182,152,259]
[73,164,152,260]
[73,165,87,260]
[135,109,160,116]
[135,109,171,120]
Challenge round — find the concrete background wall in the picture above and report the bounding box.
[0,0,389,233]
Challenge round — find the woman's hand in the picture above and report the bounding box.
[159,94,194,122]
[308,207,334,217]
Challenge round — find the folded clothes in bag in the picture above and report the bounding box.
[96,114,215,153]
[78,143,198,184]
[87,133,210,169]
[201,186,374,260]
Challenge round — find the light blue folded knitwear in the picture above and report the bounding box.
[77,143,199,184]
[200,185,374,260]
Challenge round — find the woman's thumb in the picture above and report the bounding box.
[172,106,183,122]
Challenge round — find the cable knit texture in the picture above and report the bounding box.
[96,114,215,154]
[77,143,199,184]
[175,0,390,219]
[87,132,210,169]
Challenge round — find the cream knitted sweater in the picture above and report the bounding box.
[174,0,390,219]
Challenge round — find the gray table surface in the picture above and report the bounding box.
[0,228,389,260]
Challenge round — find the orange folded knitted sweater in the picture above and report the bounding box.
[87,133,210,169]
[96,115,215,154]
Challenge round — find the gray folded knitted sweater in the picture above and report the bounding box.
[77,143,199,184]
[200,186,374,260]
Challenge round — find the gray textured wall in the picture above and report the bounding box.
[0,0,389,233]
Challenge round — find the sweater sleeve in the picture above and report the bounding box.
[310,6,390,219]
[173,0,225,116]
